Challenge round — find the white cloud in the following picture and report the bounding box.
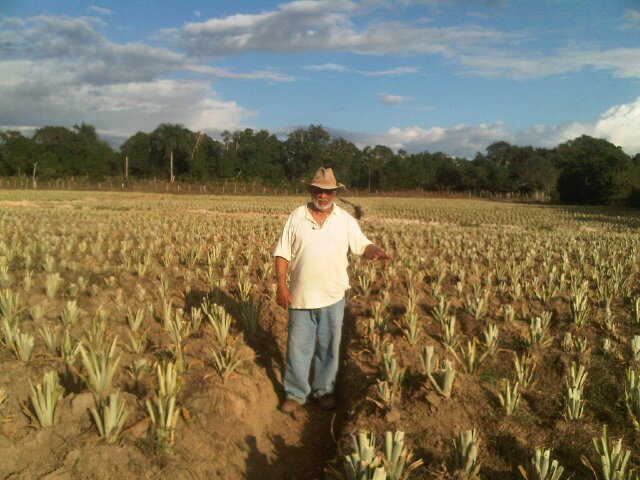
[360,67,419,76]
[623,9,640,30]
[163,1,519,57]
[339,98,640,158]
[593,98,640,154]
[342,121,508,157]
[386,122,508,156]
[0,15,277,145]
[511,98,640,156]
[304,63,347,71]
[163,0,640,81]
[303,64,418,76]
[0,74,254,141]
[379,93,411,105]
[196,65,294,82]
[88,6,113,16]
[452,45,640,80]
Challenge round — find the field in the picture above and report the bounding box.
[1,190,640,480]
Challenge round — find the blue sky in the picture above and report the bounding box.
[1,0,639,158]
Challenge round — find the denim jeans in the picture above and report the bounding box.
[284,297,345,403]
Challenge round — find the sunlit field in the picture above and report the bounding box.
[1,189,639,479]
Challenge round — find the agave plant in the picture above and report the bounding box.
[236,294,261,340]
[339,431,384,479]
[0,289,21,325]
[39,325,59,356]
[513,352,536,389]
[440,315,460,350]
[334,430,423,480]
[90,390,129,443]
[458,338,487,375]
[126,307,145,331]
[481,323,500,355]
[427,359,456,398]
[585,425,632,480]
[528,316,552,347]
[210,337,251,384]
[630,336,640,363]
[382,431,424,479]
[519,447,564,480]
[126,358,151,383]
[570,280,590,328]
[498,379,521,416]
[432,295,451,325]
[12,330,34,361]
[29,371,64,427]
[624,367,640,431]
[420,344,439,376]
[380,343,404,389]
[78,337,122,399]
[453,429,481,479]
[204,301,233,348]
[146,362,181,448]
[400,309,422,345]
[59,300,81,328]
[44,273,62,298]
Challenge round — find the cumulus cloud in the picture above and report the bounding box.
[379,93,411,105]
[0,74,254,142]
[0,14,292,144]
[594,98,640,154]
[336,98,640,158]
[334,121,508,157]
[510,98,640,155]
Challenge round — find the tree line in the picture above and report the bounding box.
[1,123,639,206]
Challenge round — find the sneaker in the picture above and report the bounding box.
[317,394,337,411]
[280,398,303,413]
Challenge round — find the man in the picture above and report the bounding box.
[273,167,390,413]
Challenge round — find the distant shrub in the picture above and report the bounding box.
[627,188,640,208]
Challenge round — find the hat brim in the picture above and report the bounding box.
[307,182,346,192]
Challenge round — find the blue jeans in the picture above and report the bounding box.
[284,297,345,403]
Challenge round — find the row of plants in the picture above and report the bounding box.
[0,190,639,478]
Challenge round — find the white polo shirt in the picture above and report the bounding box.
[273,203,372,309]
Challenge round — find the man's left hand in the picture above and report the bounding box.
[364,244,392,263]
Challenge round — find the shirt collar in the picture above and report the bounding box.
[305,203,340,228]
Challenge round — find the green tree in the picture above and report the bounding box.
[150,123,192,182]
[0,131,39,176]
[188,133,223,181]
[361,145,394,191]
[556,135,632,204]
[326,138,361,189]
[120,132,152,177]
[284,125,330,181]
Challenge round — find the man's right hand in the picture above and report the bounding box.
[277,284,292,309]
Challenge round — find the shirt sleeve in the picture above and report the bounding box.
[273,213,294,261]
[347,216,372,256]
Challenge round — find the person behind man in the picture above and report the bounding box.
[273,167,390,413]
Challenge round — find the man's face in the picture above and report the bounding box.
[310,186,337,211]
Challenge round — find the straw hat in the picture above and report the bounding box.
[306,167,346,191]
